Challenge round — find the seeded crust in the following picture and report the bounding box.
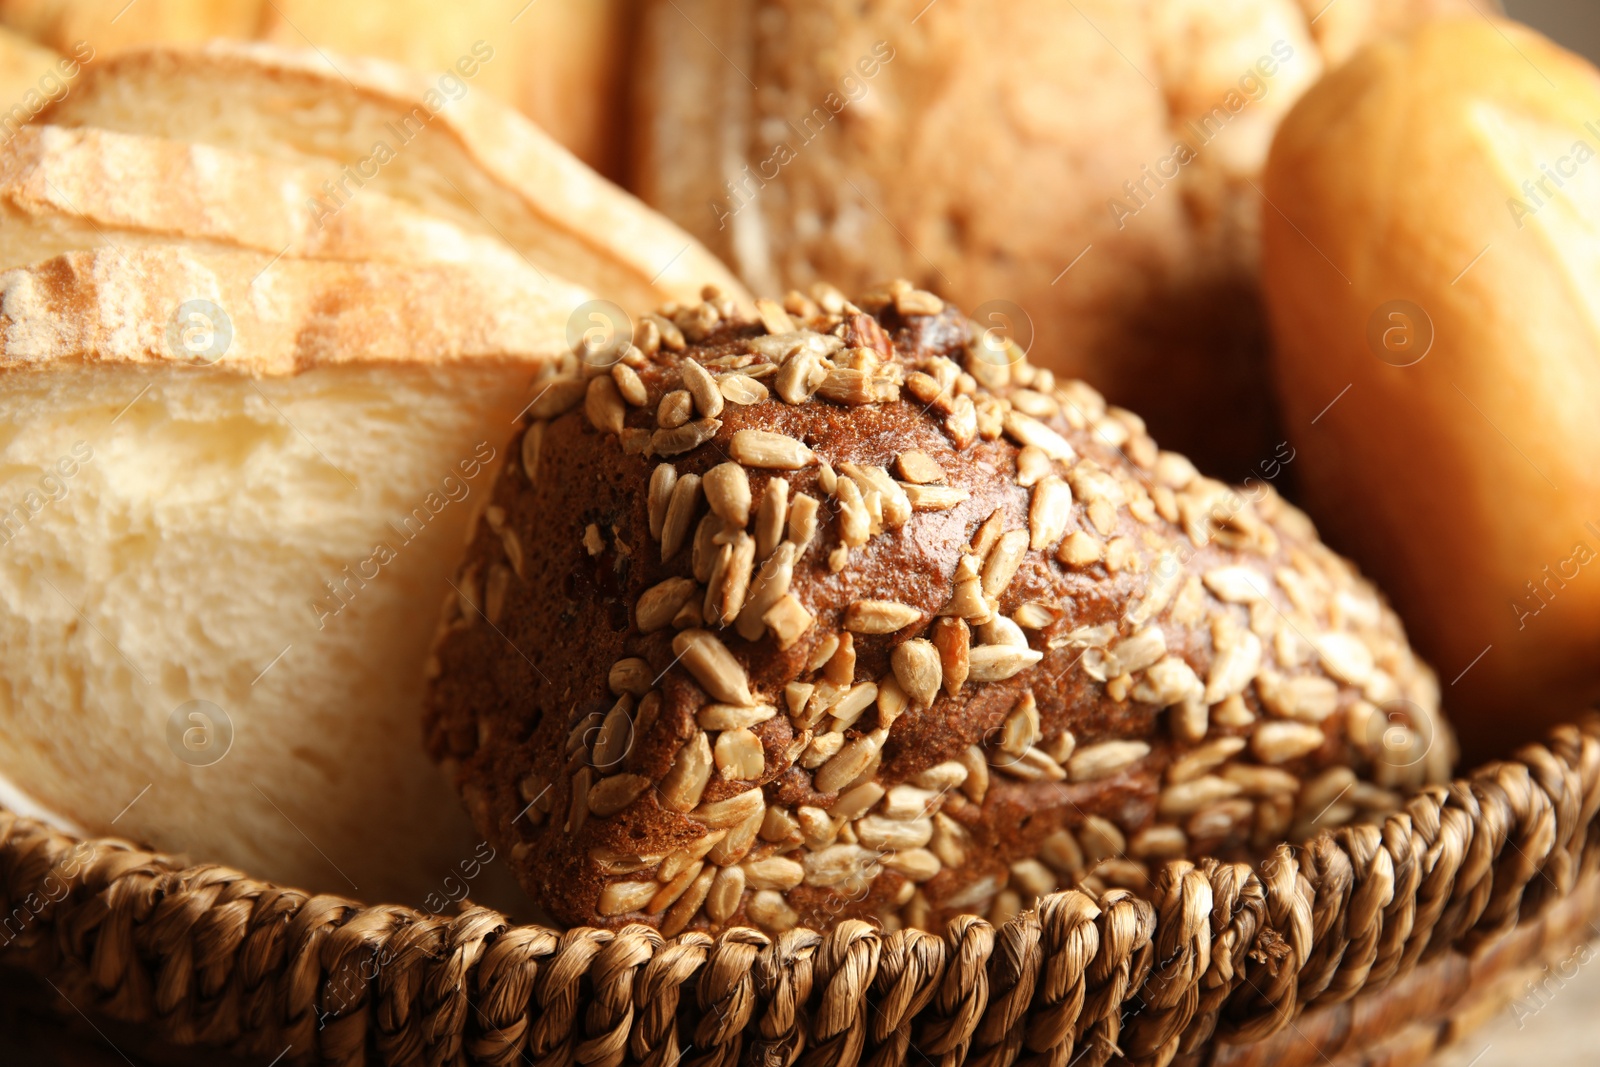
[426,283,1453,935]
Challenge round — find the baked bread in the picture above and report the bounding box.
[1262,17,1600,760]
[37,41,750,313]
[426,282,1451,934]
[0,245,587,902]
[627,0,1484,477]
[0,0,630,177]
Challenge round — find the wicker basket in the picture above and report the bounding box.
[2,719,1596,1067]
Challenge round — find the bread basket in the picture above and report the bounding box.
[2,717,1594,1067]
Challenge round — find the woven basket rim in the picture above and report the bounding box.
[2,717,1597,1067]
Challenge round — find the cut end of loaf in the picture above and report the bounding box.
[0,357,545,902]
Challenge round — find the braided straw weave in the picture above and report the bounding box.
[2,720,1597,1067]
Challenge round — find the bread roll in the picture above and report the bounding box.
[38,42,750,313]
[426,283,1450,934]
[627,0,1480,476]
[1262,17,1600,759]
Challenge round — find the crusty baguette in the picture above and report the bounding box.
[427,283,1451,934]
[1263,17,1600,759]
[0,124,540,276]
[39,41,750,313]
[0,245,591,902]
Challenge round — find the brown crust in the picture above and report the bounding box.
[427,282,1451,934]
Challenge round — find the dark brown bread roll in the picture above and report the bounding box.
[425,282,1451,935]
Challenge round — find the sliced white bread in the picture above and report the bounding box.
[0,123,541,275]
[0,245,582,902]
[39,41,750,312]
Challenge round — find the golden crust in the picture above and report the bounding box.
[0,246,588,375]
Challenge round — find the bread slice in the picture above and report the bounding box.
[39,41,750,313]
[0,123,544,277]
[0,245,583,902]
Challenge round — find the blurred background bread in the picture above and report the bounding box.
[0,43,743,900]
[626,0,1481,478]
[1262,16,1600,760]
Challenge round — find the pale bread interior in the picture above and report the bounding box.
[0,356,532,903]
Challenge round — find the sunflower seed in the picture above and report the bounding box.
[755,297,796,335]
[520,422,545,482]
[982,530,1030,598]
[1132,656,1202,707]
[760,806,800,844]
[994,747,1067,781]
[1256,672,1340,723]
[856,815,933,850]
[712,531,756,626]
[803,843,879,887]
[912,761,968,792]
[528,377,586,419]
[747,889,799,932]
[782,493,817,550]
[708,807,764,865]
[896,451,945,484]
[599,880,659,916]
[653,418,722,457]
[1002,410,1075,462]
[660,732,714,811]
[714,728,766,780]
[840,463,912,527]
[592,698,635,771]
[1166,737,1247,784]
[717,374,767,407]
[1007,859,1056,899]
[978,614,1029,649]
[944,394,978,448]
[647,464,678,542]
[845,600,922,634]
[829,683,879,732]
[611,362,648,407]
[588,773,649,817]
[1205,619,1262,703]
[1129,826,1189,860]
[734,542,797,641]
[880,849,939,883]
[874,676,909,728]
[762,595,814,650]
[691,787,766,829]
[482,563,510,624]
[1025,475,1073,552]
[658,831,726,883]
[609,659,652,697]
[835,477,870,547]
[1188,799,1254,840]
[753,479,789,560]
[658,389,692,429]
[1078,816,1126,862]
[1000,692,1040,756]
[676,359,721,420]
[701,462,751,527]
[775,349,826,404]
[1069,740,1150,781]
[1298,766,1357,816]
[1251,721,1325,764]
[589,845,666,875]
[824,632,856,686]
[661,866,716,936]
[1314,632,1374,686]
[638,577,697,633]
[893,482,966,513]
[658,473,703,562]
[585,375,626,434]
[923,617,969,696]
[1158,775,1242,816]
[814,730,885,793]
[834,780,886,820]
[730,429,815,469]
[890,639,942,708]
[701,864,747,925]
[1038,829,1084,877]
[966,644,1043,682]
[1203,566,1271,604]
[672,629,752,705]
[931,813,971,868]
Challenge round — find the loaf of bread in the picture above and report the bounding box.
[427,282,1451,934]
[1262,17,1600,761]
[626,0,1481,477]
